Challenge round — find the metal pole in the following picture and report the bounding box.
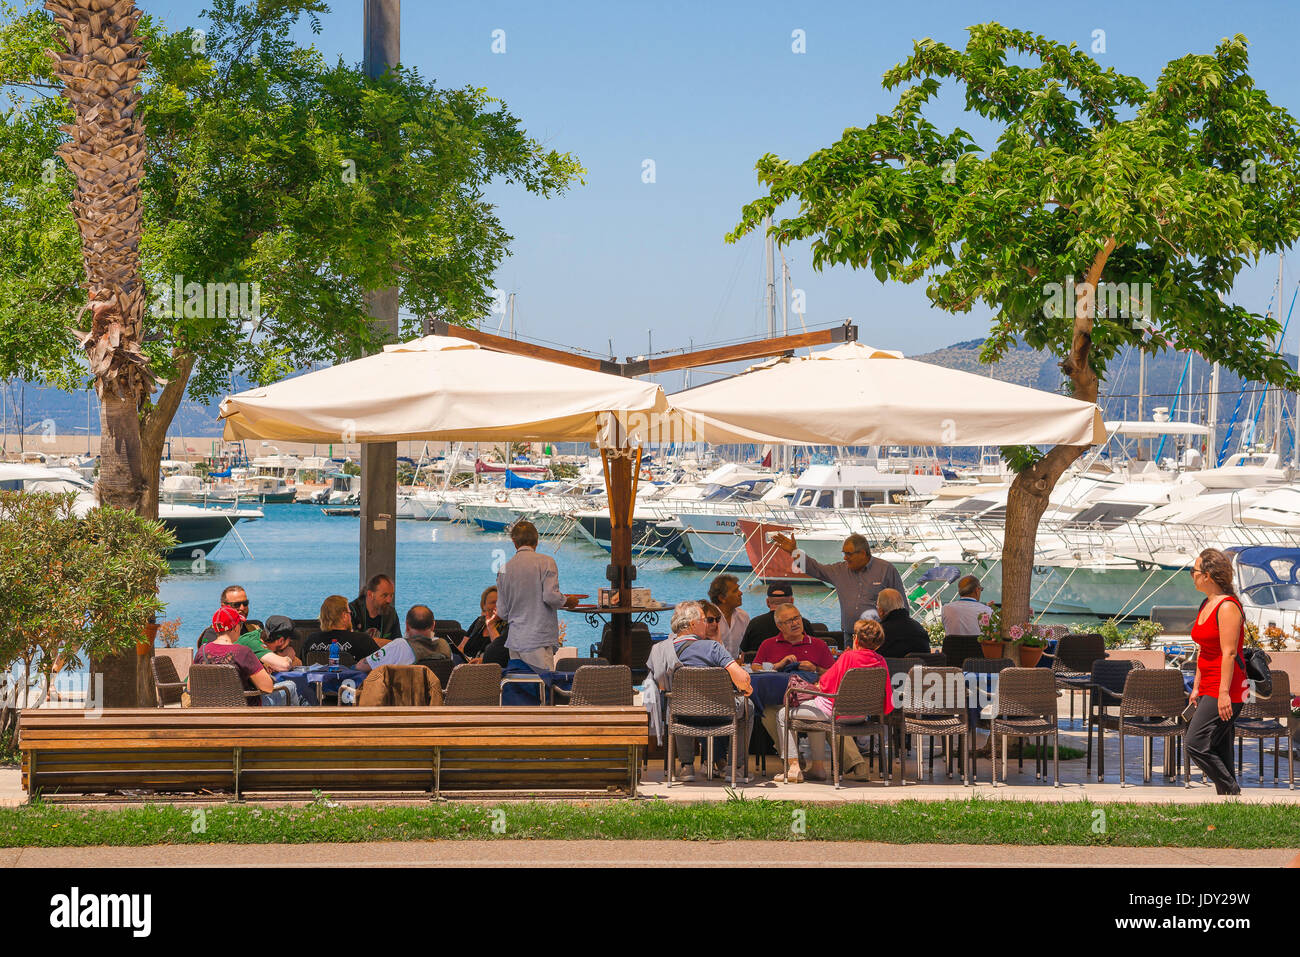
[764,215,776,338]
[359,0,400,594]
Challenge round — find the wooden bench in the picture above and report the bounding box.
[19,707,647,800]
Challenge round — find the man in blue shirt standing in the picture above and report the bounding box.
[496,521,579,700]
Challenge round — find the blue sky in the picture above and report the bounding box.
[141,0,1300,386]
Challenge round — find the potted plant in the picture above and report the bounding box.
[1014,624,1047,667]
[1126,619,1165,651]
[924,619,946,649]
[978,609,1005,658]
[157,620,182,649]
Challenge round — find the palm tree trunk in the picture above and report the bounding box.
[46,0,153,512]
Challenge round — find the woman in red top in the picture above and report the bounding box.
[1187,548,1248,795]
[775,618,892,784]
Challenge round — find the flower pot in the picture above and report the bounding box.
[1018,644,1045,668]
[137,622,158,657]
[980,640,1006,659]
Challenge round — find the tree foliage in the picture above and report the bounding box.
[729,24,1300,390]
[0,0,583,484]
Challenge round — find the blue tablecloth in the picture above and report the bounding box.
[273,666,368,705]
[747,670,798,716]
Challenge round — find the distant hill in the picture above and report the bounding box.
[3,337,1289,456]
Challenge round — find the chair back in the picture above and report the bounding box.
[1120,669,1187,719]
[1055,634,1107,674]
[1241,670,1291,720]
[1090,659,1136,698]
[961,656,1014,675]
[906,651,946,666]
[555,656,609,673]
[150,655,184,707]
[443,662,503,706]
[434,619,466,649]
[187,664,251,707]
[627,623,654,673]
[942,635,984,668]
[421,657,455,689]
[900,665,966,717]
[569,665,634,706]
[668,667,736,720]
[994,667,1058,720]
[831,666,889,721]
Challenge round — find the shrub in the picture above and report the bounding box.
[0,492,175,734]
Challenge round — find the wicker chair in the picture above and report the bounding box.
[565,665,634,707]
[989,668,1060,787]
[554,657,609,673]
[1084,658,1140,779]
[666,667,745,786]
[898,665,971,785]
[905,651,946,666]
[443,662,503,706]
[150,655,186,708]
[422,657,455,691]
[942,635,984,669]
[1051,633,1107,727]
[305,649,356,668]
[961,656,1015,779]
[1236,671,1294,788]
[187,664,261,707]
[783,666,892,788]
[1112,669,1190,787]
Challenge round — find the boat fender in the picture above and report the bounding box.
[495,491,508,503]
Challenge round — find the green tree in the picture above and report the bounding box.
[0,0,583,516]
[728,24,1300,633]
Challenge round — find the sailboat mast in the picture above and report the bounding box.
[764,215,776,338]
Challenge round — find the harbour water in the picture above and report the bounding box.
[159,505,1094,650]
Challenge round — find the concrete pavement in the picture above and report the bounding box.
[1,841,1294,867]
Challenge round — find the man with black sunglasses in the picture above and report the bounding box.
[196,585,293,672]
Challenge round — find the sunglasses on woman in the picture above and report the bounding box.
[704,616,720,624]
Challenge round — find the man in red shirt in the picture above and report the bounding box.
[753,604,835,674]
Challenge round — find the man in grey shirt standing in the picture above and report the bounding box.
[497,520,579,673]
[770,532,905,637]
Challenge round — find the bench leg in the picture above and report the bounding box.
[434,747,442,800]
[232,746,242,802]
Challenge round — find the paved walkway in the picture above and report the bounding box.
[1,841,1293,867]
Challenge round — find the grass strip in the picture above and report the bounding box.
[1,797,1296,848]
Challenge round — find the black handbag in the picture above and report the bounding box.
[1235,647,1273,698]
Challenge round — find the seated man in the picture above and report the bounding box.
[349,574,401,645]
[303,595,380,663]
[356,604,454,673]
[753,605,835,675]
[739,583,817,660]
[876,588,932,658]
[197,585,294,673]
[941,575,993,637]
[659,600,753,783]
[261,615,302,668]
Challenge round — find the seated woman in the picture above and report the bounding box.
[461,585,508,663]
[302,595,380,664]
[774,618,892,783]
[195,606,293,705]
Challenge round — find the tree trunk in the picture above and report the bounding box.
[97,387,146,512]
[998,238,1113,635]
[140,351,196,521]
[46,0,153,514]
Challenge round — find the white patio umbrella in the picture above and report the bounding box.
[218,334,670,444]
[666,341,1105,447]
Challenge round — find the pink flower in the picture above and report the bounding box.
[978,613,990,627]
[1008,624,1024,641]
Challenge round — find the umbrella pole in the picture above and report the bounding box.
[601,446,641,666]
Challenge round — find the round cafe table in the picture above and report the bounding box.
[272,665,368,705]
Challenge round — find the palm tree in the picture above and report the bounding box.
[45,0,153,512]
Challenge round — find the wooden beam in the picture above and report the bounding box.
[426,317,859,379]
[626,322,857,376]
[426,318,621,375]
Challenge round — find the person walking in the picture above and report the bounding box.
[497,521,579,700]
[1186,548,1249,795]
